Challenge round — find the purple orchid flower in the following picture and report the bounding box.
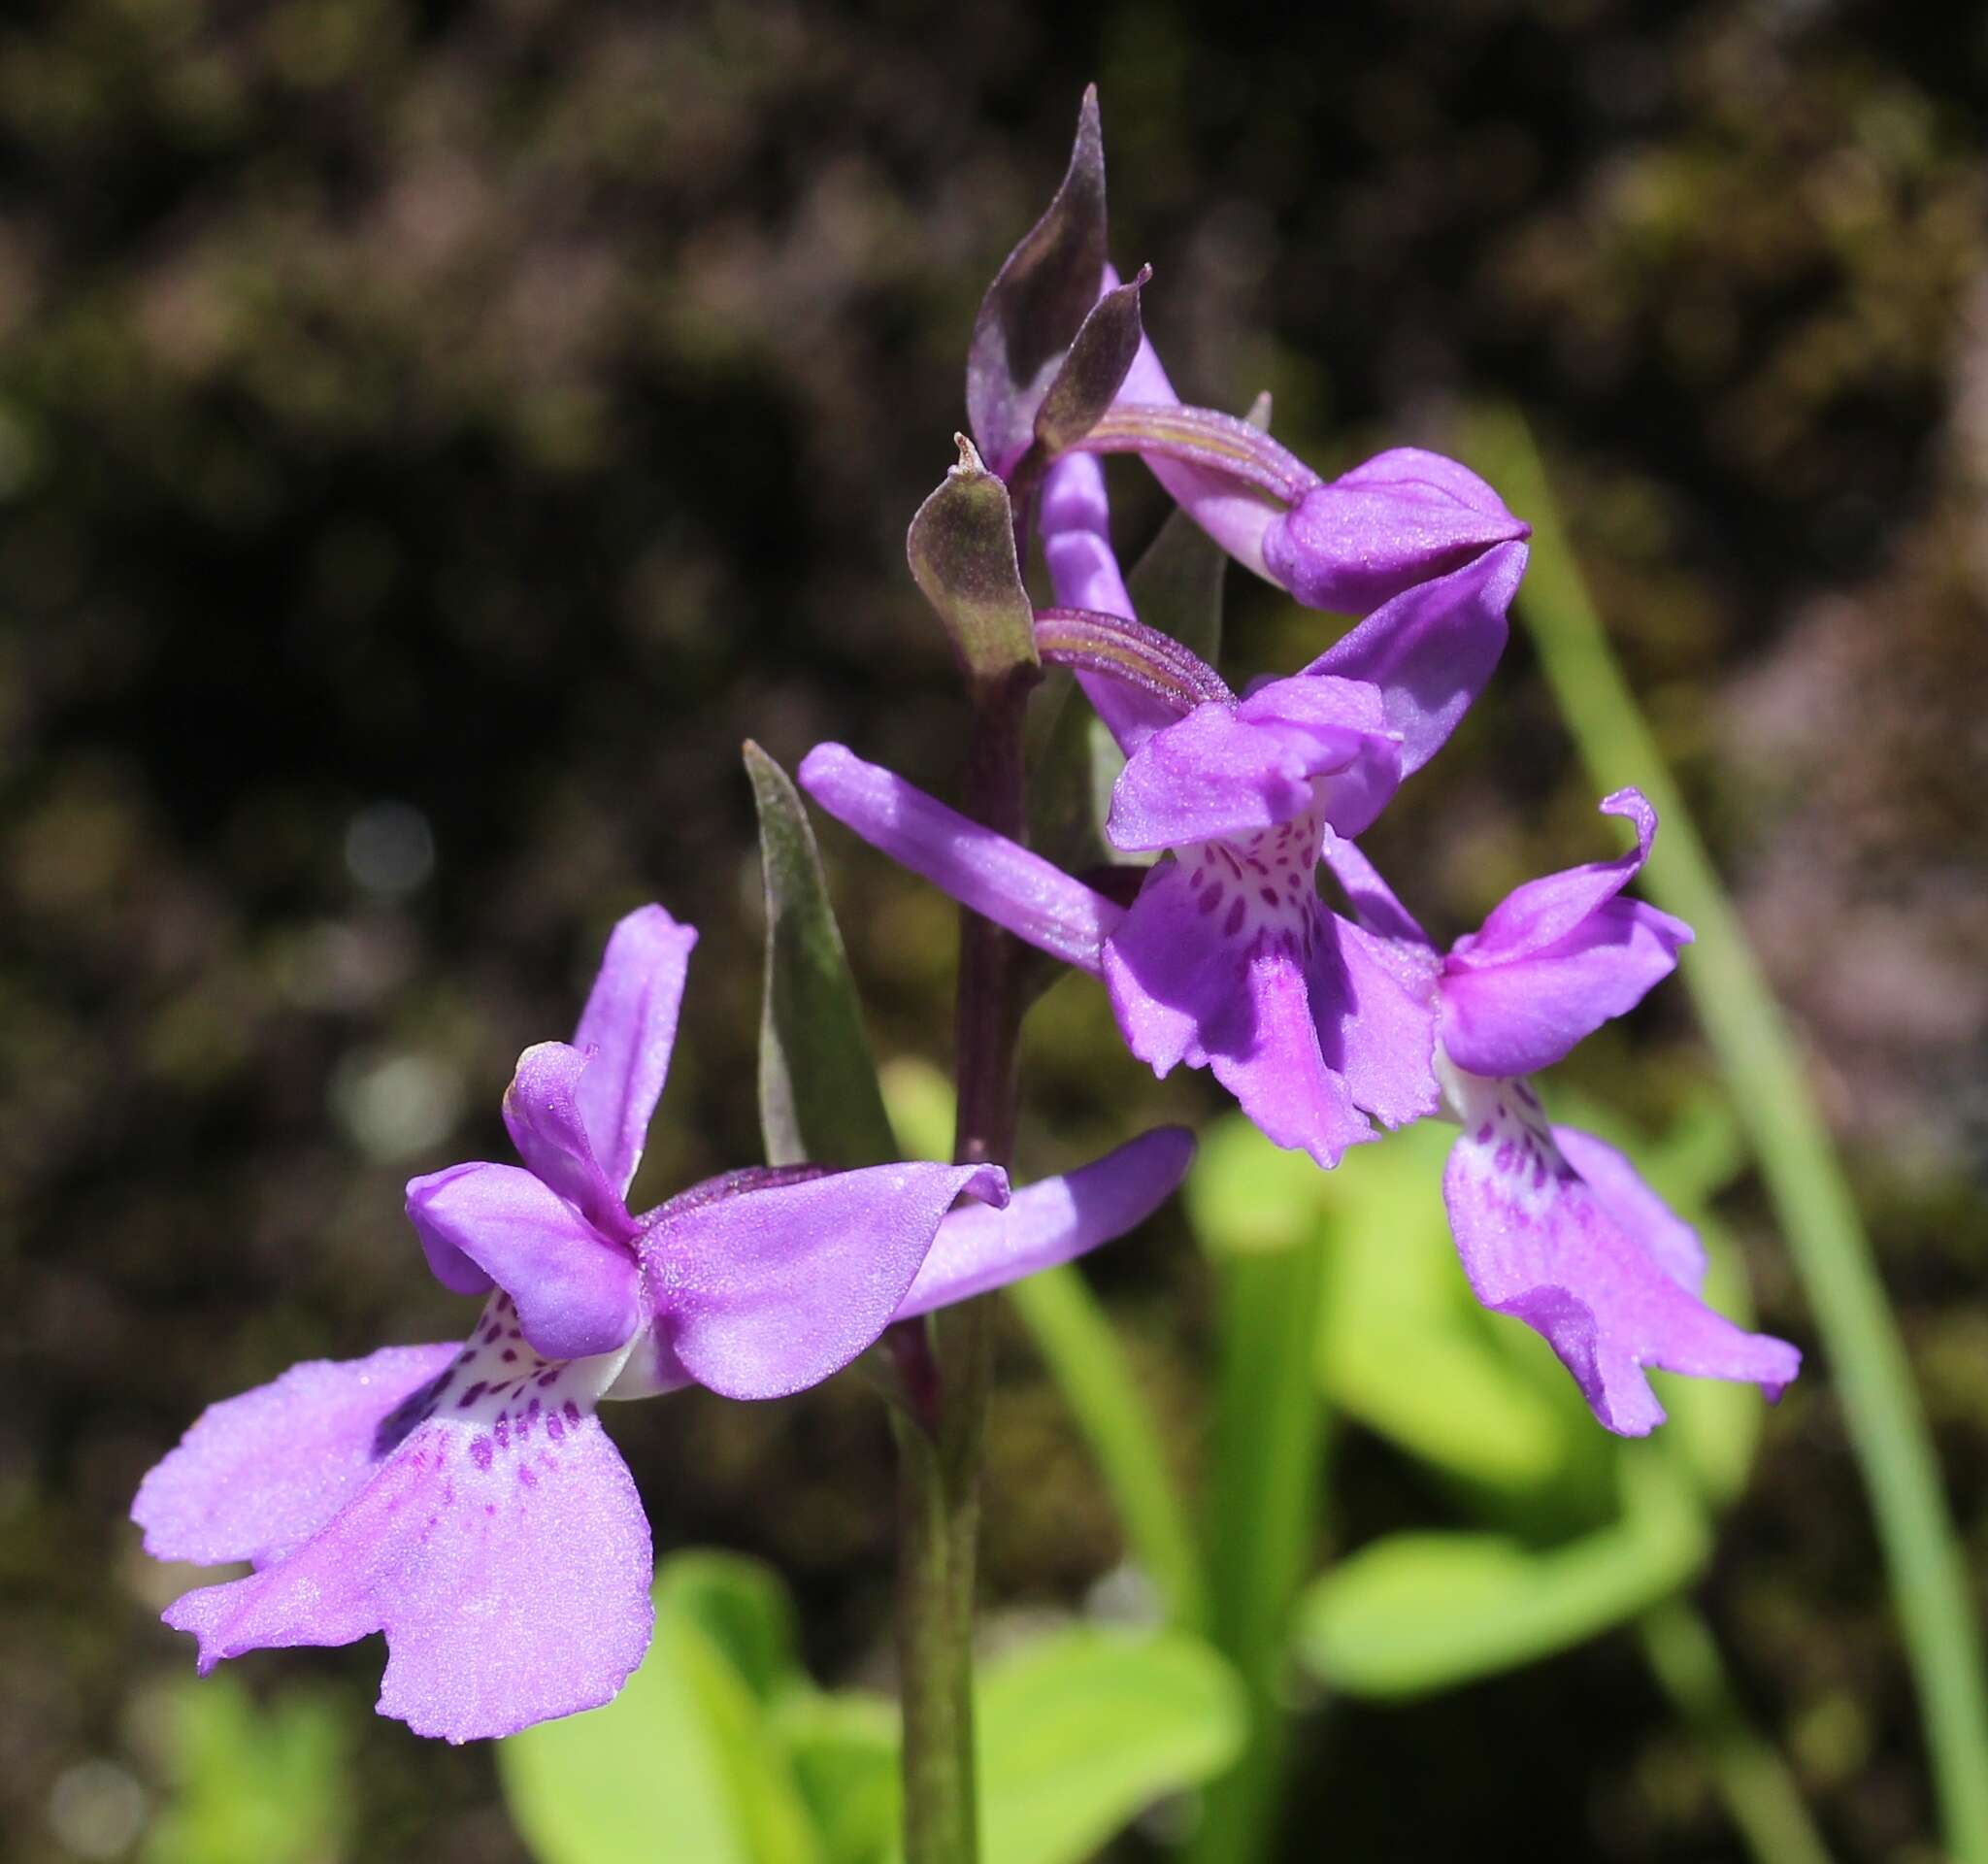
[132,905,1195,1742]
[801,488,1526,1175]
[1327,794,1802,1436]
[1047,299,1530,631]
[797,727,1797,1436]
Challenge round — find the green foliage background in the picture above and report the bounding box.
[3,1,1984,1859]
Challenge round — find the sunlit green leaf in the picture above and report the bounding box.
[500,1557,820,1864]
[1294,1451,1708,1698]
[970,1629,1244,1864]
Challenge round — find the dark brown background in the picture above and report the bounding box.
[3,0,1984,1858]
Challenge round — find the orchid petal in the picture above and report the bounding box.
[1040,451,1196,755]
[895,1126,1196,1320]
[1209,939,1376,1170]
[133,1344,460,1568]
[1327,915,1441,1130]
[798,745,1121,974]
[1307,538,1529,779]
[646,1162,1009,1401]
[1441,1074,1800,1436]
[1261,449,1528,614]
[1107,676,1397,851]
[1440,897,1693,1079]
[405,1161,643,1362]
[161,1357,652,1743]
[571,905,697,1198]
[1450,789,1671,963]
[1553,1124,1707,1292]
[501,1043,634,1239]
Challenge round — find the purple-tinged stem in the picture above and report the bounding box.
[896,664,1037,1864]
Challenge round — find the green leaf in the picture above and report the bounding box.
[1309,1120,1584,1497]
[966,85,1109,474]
[500,1558,821,1864]
[141,1677,350,1864]
[1183,1113,1332,1256]
[1294,1451,1708,1699]
[972,1629,1244,1864]
[779,1693,901,1864]
[906,437,1041,694]
[746,742,898,1170]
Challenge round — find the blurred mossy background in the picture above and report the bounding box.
[3,0,1984,1859]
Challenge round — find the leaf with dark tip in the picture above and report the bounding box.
[966,86,1109,475]
[745,742,899,1172]
[906,437,1041,693]
[1123,389,1270,669]
[1032,266,1150,458]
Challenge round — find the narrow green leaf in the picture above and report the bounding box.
[1294,1451,1708,1699]
[500,1559,821,1864]
[972,1630,1244,1864]
[906,437,1041,694]
[966,85,1108,473]
[746,742,897,1170]
[1185,1130,1332,1864]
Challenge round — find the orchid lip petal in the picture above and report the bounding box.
[154,1309,653,1743]
[1439,1063,1800,1436]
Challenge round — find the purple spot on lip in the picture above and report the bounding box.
[501,1349,517,1362]
[1259,886,1278,907]
[1198,885,1222,915]
[456,1381,487,1409]
[546,1412,566,1443]
[538,1369,558,1387]
[517,1464,537,1488]
[562,1401,580,1425]
[1475,1122,1494,1143]
[1223,897,1246,938]
[470,1436,493,1471]
[1494,1143,1517,1176]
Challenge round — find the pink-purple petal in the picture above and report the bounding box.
[161,1397,653,1743]
[1306,538,1528,779]
[133,1344,460,1568]
[1037,452,1182,755]
[571,904,698,1198]
[1440,896,1693,1079]
[502,1043,636,1240]
[1552,1123,1707,1292]
[1107,676,1396,852]
[894,1126,1197,1321]
[1101,860,1234,1076]
[1261,449,1528,614]
[1324,915,1441,1131]
[405,1161,643,1362]
[797,745,1122,975]
[1209,940,1376,1170]
[646,1162,1010,1401]
[1441,1078,1800,1436]
[1451,788,1664,965]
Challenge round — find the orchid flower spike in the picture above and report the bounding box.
[133,905,1195,1742]
[1326,795,1802,1436]
[802,560,1513,1171]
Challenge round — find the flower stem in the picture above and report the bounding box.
[895,669,1035,1864]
